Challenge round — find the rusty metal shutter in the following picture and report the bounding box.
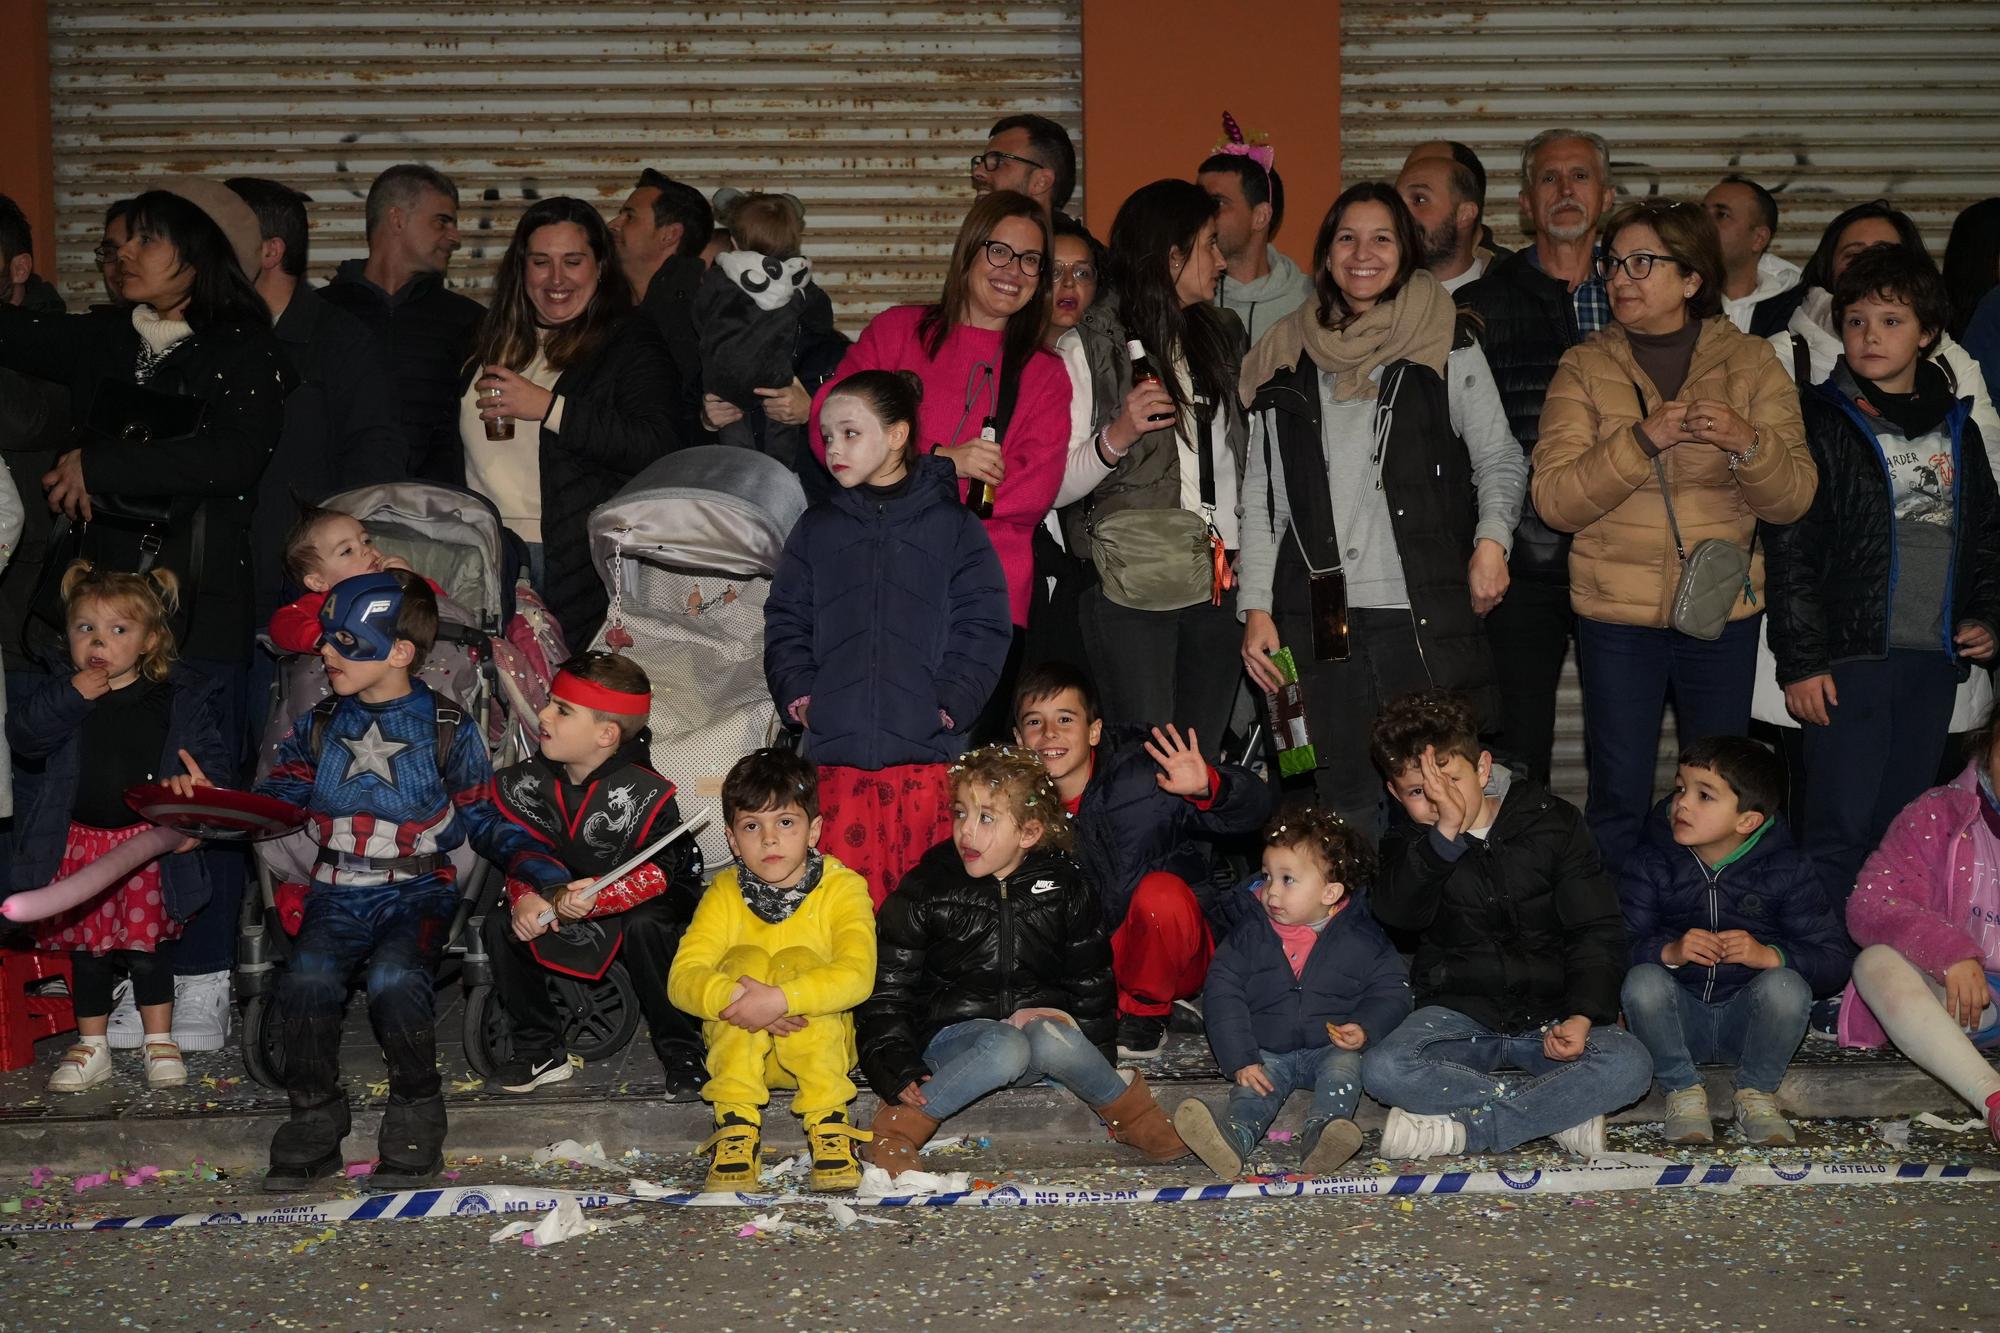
[46,1,1082,329]
[1340,0,2000,258]
[1343,0,2000,805]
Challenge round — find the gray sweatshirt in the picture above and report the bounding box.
[1237,343,1526,616]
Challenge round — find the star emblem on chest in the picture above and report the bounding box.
[339,720,410,787]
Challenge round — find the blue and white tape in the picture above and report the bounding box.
[4,1161,1994,1234]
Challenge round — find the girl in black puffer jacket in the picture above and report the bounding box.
[855,745,1188,1174]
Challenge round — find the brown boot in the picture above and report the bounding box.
[865,1103,940,1177]
[1094,1071,1189,1161]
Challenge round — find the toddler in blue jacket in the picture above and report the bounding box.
[1173,810,1412,1179]
[1619,736,1851,1147]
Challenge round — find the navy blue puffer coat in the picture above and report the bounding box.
[764,454,1011,768]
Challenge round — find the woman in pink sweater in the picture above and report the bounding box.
[1842,710,2000,1145]
[810,192,1070,734]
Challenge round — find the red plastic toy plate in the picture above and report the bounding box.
[124,784,307,843]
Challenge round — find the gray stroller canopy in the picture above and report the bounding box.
[588,446,808,585]
[322,482,510,633]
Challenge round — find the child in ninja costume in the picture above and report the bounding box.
[486,651,708,1100]
[177,571,578,1191]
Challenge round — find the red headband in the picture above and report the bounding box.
[552,670,651,715]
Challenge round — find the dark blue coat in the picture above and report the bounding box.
[1203,893,1412,1078]
[1619,800,1852,1003]
[1073,735,1272,926]
[5,662,233,923]
[764,455,1011,769]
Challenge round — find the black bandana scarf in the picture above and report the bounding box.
[737,850,826,924]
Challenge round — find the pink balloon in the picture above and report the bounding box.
[1,825,184,923]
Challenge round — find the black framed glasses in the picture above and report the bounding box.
[971,150,1046,175]
[1051,261,1096,286]
[981,240,1044,277]
[1596,251,1682,281]
[92,242,119,264]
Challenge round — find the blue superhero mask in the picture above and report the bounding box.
[318,572,406,663]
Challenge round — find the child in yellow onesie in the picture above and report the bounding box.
[667,748,877,1192]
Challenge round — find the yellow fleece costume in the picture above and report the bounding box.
[666,856,877,1124]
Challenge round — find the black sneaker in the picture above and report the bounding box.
[1168,998,1205,1035]
[1807,994,1842,1042]
[657,1044,707,1103]
[1116,1013,1167,1061]
[495,1049,575,1093]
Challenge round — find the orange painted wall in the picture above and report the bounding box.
[1081,0,1340,269]
[0,0,55,276]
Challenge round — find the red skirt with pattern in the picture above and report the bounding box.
[32,822,180,955]
[816,763,953,910]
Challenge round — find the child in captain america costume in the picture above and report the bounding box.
[177,571,574,1193]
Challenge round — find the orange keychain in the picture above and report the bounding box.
[1209,526,1233,606]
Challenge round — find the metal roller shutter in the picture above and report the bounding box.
[46,1,1083,329]
[1342,0,2000,804]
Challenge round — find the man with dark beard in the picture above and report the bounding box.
[1397,154,1490,294]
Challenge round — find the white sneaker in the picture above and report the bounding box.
[47,1039,113,1093]
[105,980,144,1049]
[1552,1114,1607,1158]
[1377,1107,1466,1160]
[143,1038,187,1089]
[169,971,233,1052]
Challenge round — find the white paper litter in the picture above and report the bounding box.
[736,1209,801,1238]
[856,1164,973,1199]
[487,1196,639,1247]
[1875,1119,1914,1149]
[530,1139,619,1171]
[926,1135,970,1151]
[1588,1151,1675,1167]
[1914,1112,1985,1133]
[760,1155,805,1183]
[826,1199,894,1230]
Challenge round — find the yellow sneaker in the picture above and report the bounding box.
[804,1110,871,1192]
[700,1114,760,1193]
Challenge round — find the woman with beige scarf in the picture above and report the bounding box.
[1237,182,1526,833]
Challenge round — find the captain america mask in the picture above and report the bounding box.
[318,571,407,663]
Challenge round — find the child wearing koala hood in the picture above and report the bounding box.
[696,191,847,492]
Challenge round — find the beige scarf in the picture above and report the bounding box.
[1237,267,1456,405]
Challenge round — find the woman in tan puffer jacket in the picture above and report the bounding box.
[1531,200,1814,870]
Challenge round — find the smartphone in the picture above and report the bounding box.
[1309,569,1350,663]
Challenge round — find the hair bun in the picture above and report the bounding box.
[895,369,924,404]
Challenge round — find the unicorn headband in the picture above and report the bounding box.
[1213,110,1275,177]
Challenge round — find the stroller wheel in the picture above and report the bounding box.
[553,962,640,1064]
[240,992,288,1091]
[462,984,507,1080]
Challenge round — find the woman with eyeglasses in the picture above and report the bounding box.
[810,189,1072,739]
[1023,211,1118,672]
[1237,182,1526,835]
[94,200,137,309]
[1532,199,1814,871]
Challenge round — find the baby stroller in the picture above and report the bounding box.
[233,484,635,1087]
[586,447,808,872]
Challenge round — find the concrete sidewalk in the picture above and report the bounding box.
[1,989,1991,1171]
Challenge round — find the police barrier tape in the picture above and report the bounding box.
[2,1160,1996,1233]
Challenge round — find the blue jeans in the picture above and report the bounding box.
[1621,963,1812,1094]
[279,876,458,1105]
[1360,1006,1654,1153]
[1802,649,1960,903]
[919,1017,1129,1120]
[1218,1045,1364,1157]
[1575,614,1761,872]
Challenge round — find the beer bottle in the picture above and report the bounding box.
[1126,339,1175,423]
[965,415,998,519]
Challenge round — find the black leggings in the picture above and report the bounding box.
[70,947,175,1020]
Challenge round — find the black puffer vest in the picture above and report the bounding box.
[1250,349,1500,725]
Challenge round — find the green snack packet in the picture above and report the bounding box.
[1262,646,1318,778]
